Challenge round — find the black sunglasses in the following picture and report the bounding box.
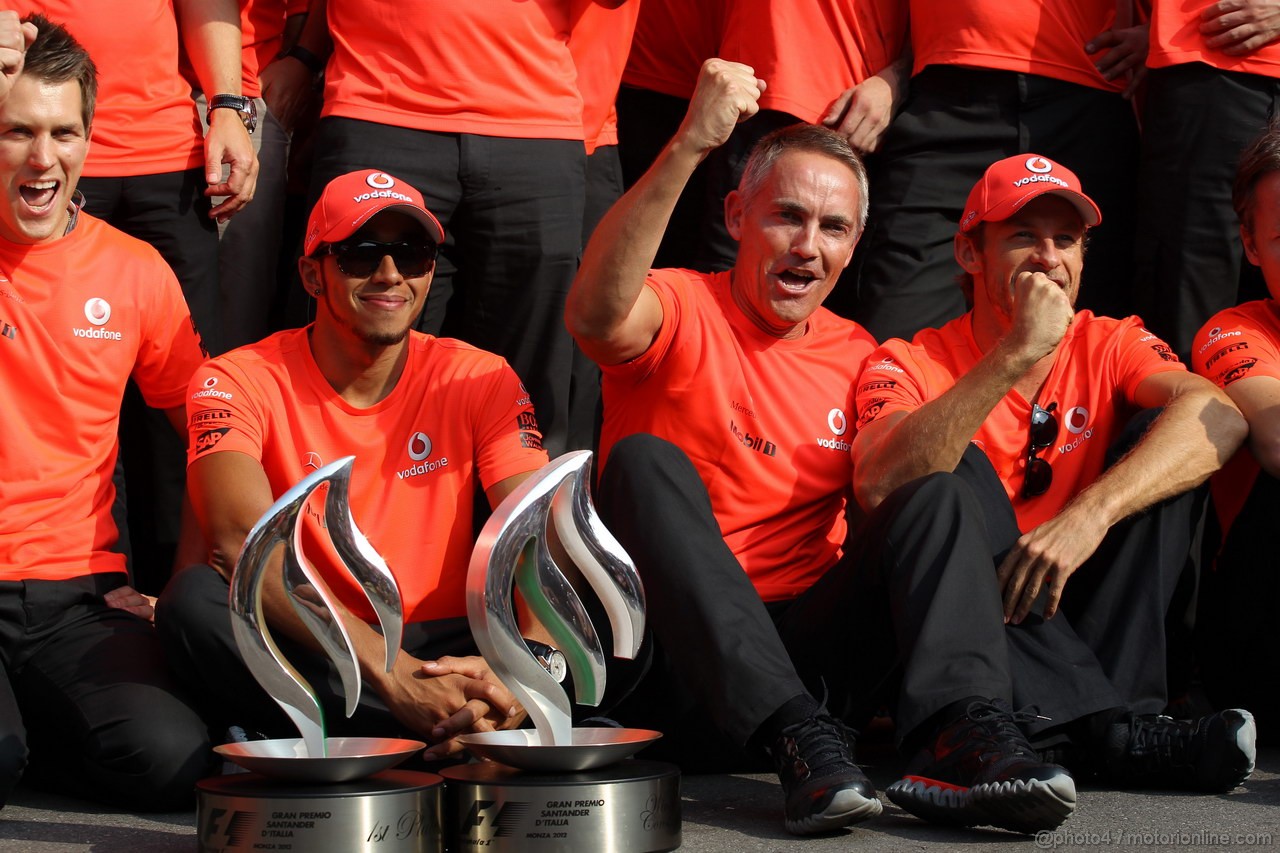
[321,239,438,278]
[1022,402,1058,498]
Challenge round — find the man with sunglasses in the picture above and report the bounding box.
[156,169,550,757]
[852,154,1255,819]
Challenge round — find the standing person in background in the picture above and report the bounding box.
[851,0,1146,343]
[201,0,310,352]
[566,0,642,451]
[1133,0,1280,359]
[615,0,725,269]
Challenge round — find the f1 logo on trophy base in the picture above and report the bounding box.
[444,450,680,852]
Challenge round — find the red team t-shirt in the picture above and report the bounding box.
[1148,0,1280,76]
[1191,301,1280,537]
[569,0,641,153]
[322,0,583,139]
[620,0,725,100]
[909,0,1129,92]
[855,312,1184,531]
[720,0,907,123]
[0,215,205,580]
[597,269,877,602]
[187,328,547,623]
[16,0,203,175]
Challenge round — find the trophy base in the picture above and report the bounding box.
[442,759,680,852]
[196,769,445,853]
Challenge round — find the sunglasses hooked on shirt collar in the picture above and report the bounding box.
[1022,401,1058,499]
[319,239,439,278]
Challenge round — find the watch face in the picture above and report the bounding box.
[548,650,567,683]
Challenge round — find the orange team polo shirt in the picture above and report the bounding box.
[1191,301,1280,538]
[720,0,907,123]
[323,0,583,139]
[569,0,641,153]
[187,328,548,623]
[0,214,204,580]
[855,311,1184,532]
[621,0,725,100]
[15,0,202,176]
[909,0,1127,93]
[1148,0,1280,76]
[240,0,304,99]
[597,269,877,602]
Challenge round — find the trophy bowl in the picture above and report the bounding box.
[214,736,426,783]
[455,728,662,772]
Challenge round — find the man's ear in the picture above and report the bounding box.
[1242,222,1261,268]
[298,255,323,296]
[954,230,981,274]
[725,189,744,242]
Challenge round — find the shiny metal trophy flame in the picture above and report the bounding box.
[458,450,660,770]
[216,456,425,782]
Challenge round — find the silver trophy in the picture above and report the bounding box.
[198,456,445,853]
[446,451,680,852]
[214,455,425,781]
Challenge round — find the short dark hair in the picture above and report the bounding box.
[19,13,97,130]
[1234,122,1280,234]
[738,123,870,236]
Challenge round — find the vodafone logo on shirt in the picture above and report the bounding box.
[72,297,123,341]
[1057,405,1094,453]
[398,430,448,480]
[817,407,852,452]
[191,375,233,401]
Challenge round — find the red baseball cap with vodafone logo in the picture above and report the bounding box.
[959,155,1102,233]
[304,170,446,255]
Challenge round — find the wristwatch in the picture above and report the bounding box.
[523,639,567,683]
[208,93,257,134]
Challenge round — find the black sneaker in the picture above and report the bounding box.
[769,712,882,835]
[1098,709,1256,792]
[887,699,1076,834]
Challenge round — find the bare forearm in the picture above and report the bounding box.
[1067,388,1246,528]
[175,0,242,96]
[855,339,1036,508]
[567,137,703,344]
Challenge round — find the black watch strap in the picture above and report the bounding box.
[208,93,257,134]
[284,44,325,75]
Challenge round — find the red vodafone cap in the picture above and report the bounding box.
[304,170,445,255]
[959,155,1102,233]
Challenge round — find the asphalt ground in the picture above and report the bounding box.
[1,746,1277,852]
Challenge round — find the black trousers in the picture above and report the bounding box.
[593,434,1014,770]
[851,66,1140,342]
[156,564,480,741]
[305,118,587,457]
[0,573,210,810]
[1198,468,1280,728]
[953,439,1202,736]
[1133,63,1280,359]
